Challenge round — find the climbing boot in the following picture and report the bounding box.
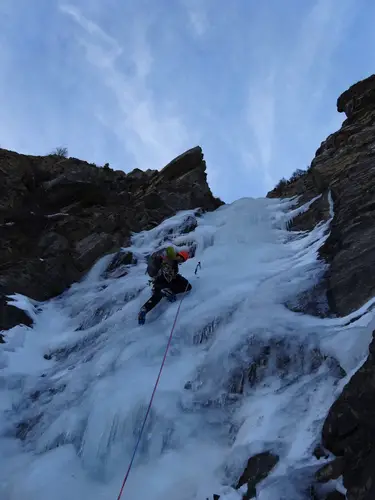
[138,307,147,325]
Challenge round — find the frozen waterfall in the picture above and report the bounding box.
[1,196,374,499]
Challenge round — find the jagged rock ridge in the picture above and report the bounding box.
[268,74,375,318]
[268,74,375,500]
[0,146,222,331]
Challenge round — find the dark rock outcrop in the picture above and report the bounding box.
[0,146,222,330]
[206,452,279,500]
[322,330,375,500]
[102,250,136,279]
[268,74,375,500]
[268,74,375,317]
[235,451,279,499]
[324,493,346,500]
[315,457,345,483]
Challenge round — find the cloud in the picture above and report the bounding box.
[285,0,354,103]
[244,0,355,191]
[246,72,276,187]
[1,0,374,203]
[59,4,122,60]
[181,0,208,37]
[59,2,194,170]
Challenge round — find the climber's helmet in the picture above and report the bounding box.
[176,250,189,263]
[165,246,176,259]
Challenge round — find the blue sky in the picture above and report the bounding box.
[1,0,375,202]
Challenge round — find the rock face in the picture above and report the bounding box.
[322,330,375,500]
[235,452,279,499]
[268,74,375,500]
[0,146,222,330]
[268,74,375,318]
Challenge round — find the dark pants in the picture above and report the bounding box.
[142,274,192,313]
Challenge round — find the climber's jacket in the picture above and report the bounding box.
[139,247,191,323]
[146,247,189,283]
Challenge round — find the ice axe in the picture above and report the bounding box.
[194,261,201,275]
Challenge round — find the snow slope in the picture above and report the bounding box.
[1,197,374,499]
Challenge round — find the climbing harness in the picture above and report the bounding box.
[162,264,175,282]
[116,282,190,500]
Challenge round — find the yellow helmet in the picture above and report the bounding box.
[166,246,176,259]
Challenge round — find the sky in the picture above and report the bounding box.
[1,0,375,202]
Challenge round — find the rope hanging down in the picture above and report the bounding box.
[116,283,190,500]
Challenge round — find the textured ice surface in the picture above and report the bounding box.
[1,197,373,499]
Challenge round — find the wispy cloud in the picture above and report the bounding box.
[182,0,208,37]
[285,0,354,103]
[246,72,276,187]
[59,4,122,60]
[244,0,356,190]
[1,0,374,201]
[60,2,193,170]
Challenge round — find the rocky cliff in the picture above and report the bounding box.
[0,146,222,331]
[268,74,375,500]
[268,75,375,317]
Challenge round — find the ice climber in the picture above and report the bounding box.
[138,246,191,325]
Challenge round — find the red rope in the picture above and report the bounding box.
[116,292,187,500]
